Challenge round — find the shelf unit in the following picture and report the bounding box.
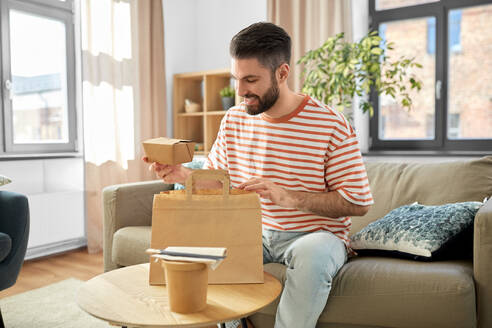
[173,68,239,155]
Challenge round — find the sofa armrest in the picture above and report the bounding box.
[474,197,492,328]
[102,180,173,272]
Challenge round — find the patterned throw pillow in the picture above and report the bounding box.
[350,201,483,261]
[0,175,12,187]
[174,157,206,190]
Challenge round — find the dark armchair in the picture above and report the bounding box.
[0,191,29,328]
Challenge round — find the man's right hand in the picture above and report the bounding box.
[142,156,191,184]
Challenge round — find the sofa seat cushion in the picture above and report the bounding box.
[112,226,151,267]
[0,232,12,262]
[258,257,475,328]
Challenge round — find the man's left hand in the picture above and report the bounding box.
[238,178,297,208]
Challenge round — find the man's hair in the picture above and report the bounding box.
[230,22,291,73]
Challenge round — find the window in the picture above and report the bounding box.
[0,0,77,155]
[427,11,461,55]
[369,0,492,151]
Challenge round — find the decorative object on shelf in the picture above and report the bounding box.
[194,143,204,152]
[219,85,235,110]
[298,31,423,116]
[184,99,201,113]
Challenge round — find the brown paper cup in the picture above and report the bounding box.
[161,260,208,313]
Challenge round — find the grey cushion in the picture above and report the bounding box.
[255,257,476,328]
[112,226,152,267]
[350,201,483,260]
[0,232,12,262]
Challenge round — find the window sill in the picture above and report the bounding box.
[362,150,490,157]
[0,152,83,161]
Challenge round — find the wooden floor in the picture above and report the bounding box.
[0,248,103,299]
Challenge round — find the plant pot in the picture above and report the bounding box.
[221,97,235,110]
[161,260,208,313]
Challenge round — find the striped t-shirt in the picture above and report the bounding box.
[205,95,373,244]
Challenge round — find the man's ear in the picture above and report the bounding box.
[277,63,290,83]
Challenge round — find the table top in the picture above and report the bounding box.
[77,263,282,328]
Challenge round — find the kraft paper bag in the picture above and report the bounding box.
[149,170,264,285]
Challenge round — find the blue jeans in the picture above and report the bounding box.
[263,229,347,328]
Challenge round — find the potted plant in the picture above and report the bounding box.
[219,85,235,110]
[298,31,423,116]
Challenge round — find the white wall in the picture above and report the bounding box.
[0,157,86,259]
[163,0,267,136]
[351,0,371,153]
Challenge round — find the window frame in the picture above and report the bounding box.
[0,0,77,155]
[369,0,492,152]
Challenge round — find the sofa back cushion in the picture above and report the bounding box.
[350,156,492,236]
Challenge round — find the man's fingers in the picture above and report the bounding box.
[243,182,266,191]
[256,190,271,199]
[238,178,261,189]
[151,163,169,171]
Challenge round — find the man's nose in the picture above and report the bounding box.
[235,80,248,97]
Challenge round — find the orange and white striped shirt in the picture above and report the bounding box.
[205,95,373,244]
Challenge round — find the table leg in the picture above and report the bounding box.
[0,307,5,328]
[218,320,246,328]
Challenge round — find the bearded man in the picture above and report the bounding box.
[146,22,373,328]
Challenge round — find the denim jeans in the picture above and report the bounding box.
[224,229,347,328]
[263,229,347,328]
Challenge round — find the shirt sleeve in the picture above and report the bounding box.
[204,114,229,170]
[324,124,374,206]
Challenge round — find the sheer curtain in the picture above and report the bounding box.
[81,0,167,252]
[267,0,352,93]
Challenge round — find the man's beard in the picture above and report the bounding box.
[244,78,279,116]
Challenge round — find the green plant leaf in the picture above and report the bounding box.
[370,47,383,55]
[298,30,423,115]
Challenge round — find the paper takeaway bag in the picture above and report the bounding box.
[149,170,264,285]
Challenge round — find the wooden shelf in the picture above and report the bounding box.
[177,112,204,117]
[206,111,227,116]
[173,68,237,154]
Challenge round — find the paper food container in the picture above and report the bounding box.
[142,137,195,165]
[160,260,208,313]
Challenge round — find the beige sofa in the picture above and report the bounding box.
[103,156,492,328]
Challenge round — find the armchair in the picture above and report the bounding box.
[0,191,30,327]
[103,180,172,272]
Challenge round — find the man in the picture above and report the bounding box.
[145,22,373,328]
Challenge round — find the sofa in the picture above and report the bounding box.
[103,156,492,328]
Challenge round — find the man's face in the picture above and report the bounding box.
[231,57,280,115]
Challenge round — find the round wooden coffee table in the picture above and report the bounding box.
[77,263,282,328]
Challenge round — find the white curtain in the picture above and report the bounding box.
[81,0,139,169]
[81,0,167,252]
[267,0,353,93]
